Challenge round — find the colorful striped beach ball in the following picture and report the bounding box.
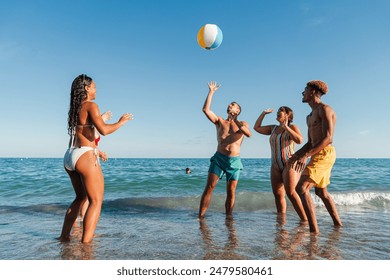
[197,24,223,50]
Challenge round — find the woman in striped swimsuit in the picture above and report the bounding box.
[254,107,307,221]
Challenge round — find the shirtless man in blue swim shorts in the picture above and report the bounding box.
[199,81,252,219]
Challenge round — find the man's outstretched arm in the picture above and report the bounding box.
[203,81,220,124]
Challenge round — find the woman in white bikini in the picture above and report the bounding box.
[254,107,307,222]
[60,74,133,243]
[74,110,112,225]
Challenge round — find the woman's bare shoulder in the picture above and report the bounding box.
[82,101,99,111]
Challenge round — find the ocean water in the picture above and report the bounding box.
[0,157,389,260]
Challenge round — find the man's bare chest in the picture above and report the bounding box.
[218,122,239,135]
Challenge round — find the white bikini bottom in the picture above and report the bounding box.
[64,146,99,171]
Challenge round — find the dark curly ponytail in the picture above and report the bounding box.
[67,74,93,136]
[279,106,294,125]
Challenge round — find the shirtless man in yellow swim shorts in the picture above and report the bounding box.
[199,81,252,219]
[289,80,342,233]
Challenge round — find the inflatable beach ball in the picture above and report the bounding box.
[197,24,223,50]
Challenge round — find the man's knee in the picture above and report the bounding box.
[315,188,328,199]
[296,185,305,196]
[226,180,238,192]
[204,184,216,194]
[296,177,313,196]
[296,183,305,196]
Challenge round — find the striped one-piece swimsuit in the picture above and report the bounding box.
[269,126,295,171]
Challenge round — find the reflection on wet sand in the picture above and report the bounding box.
[311,228,342,260]
[199,218,246,260]
[273,214,342,260]
[59,222,95,260]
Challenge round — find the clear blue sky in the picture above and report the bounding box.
[1,0,389,158]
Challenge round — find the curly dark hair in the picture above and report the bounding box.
[279,106,294,125]
[307,80,328,95]
[67,74,93,136]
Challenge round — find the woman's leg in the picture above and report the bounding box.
[75,150,105,243]
[283,167,307,221]
[59,169,87,242]
[79,200,89,221]
[270,166,286,213]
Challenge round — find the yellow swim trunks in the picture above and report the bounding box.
[303,146,336,188]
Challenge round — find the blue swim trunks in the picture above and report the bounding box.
[208,152,243,181]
